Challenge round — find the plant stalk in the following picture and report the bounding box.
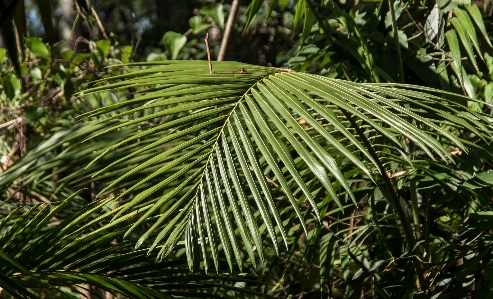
[205,32,213,74]
[217,0,239,61]
[423,190,431,263]
[388,0,405,83]
[410,180,422,240]
[410,179,426,272]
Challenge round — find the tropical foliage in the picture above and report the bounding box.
[1,0,493,298]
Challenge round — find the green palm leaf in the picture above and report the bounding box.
[0,192,267,298]
[70,60,492,272]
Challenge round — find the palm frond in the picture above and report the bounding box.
[0,191,266,298]
[66,60,493,272]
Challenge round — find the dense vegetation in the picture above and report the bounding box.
[1,0,493,298]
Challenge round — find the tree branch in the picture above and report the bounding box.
[217,0,239,61]
[205,32,213,73]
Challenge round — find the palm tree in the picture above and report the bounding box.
[3,59,493,297]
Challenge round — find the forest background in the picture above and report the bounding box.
[1,0,493,298]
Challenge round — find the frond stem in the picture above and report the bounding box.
[193,76,267,202]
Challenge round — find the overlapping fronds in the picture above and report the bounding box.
[0,191,264,298]
[69,60,493,272]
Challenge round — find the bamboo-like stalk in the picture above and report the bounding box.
[205,32,213,74]
[217,0,239,61]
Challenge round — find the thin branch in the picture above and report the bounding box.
[340,63,352,81]
[69,9,81,44]
[0,116,23,130]
[273,67,294,72]
[407,31,423,42]
[403,8,424,31]
[305,0,335,44]
[423,190,431,263]
[205,32,213,74]
[91,7,109,40]
[354,0,359,17]
[73,36,90,56]
[78,7,94,40]
[424,56,468,61]
[403,7,455,61]
[12,22,22,56]
[217,0,239,61]
[132,37,142,56]
[324,215,351,226]
[53,9,80,48]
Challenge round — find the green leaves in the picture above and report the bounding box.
[189,16,211,34]
[121,45,132,63]
[1,20,21,76]
[200,3,225,29]
[424,3,440,41]
[4,46,493,295]
[23,106,46,124]
[445,30,475,97]
[1,73,21,100]
[450,13,480,73]
[0,193,262,298]
[162,32,187,60]
[2,0,493,297]
[69,60,493,272]
[464,4,493,48]
[26,37,50,59]
[453,0,471,4]
[435,5,493,98]
[0,48,6,62]
[96,39,111,58]
[185,3,224,36]
[161,2,223,59]
[385,0,404,29]
[301,7,316,44]
[147,52,167,62]
[244,0,264,31]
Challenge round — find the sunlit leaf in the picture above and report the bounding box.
[26,37,50,59]
[189,16,211,34]
[1,73,21,100]
[424,3,440,41]
[200,3,225,29]
[162,31,187,60]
